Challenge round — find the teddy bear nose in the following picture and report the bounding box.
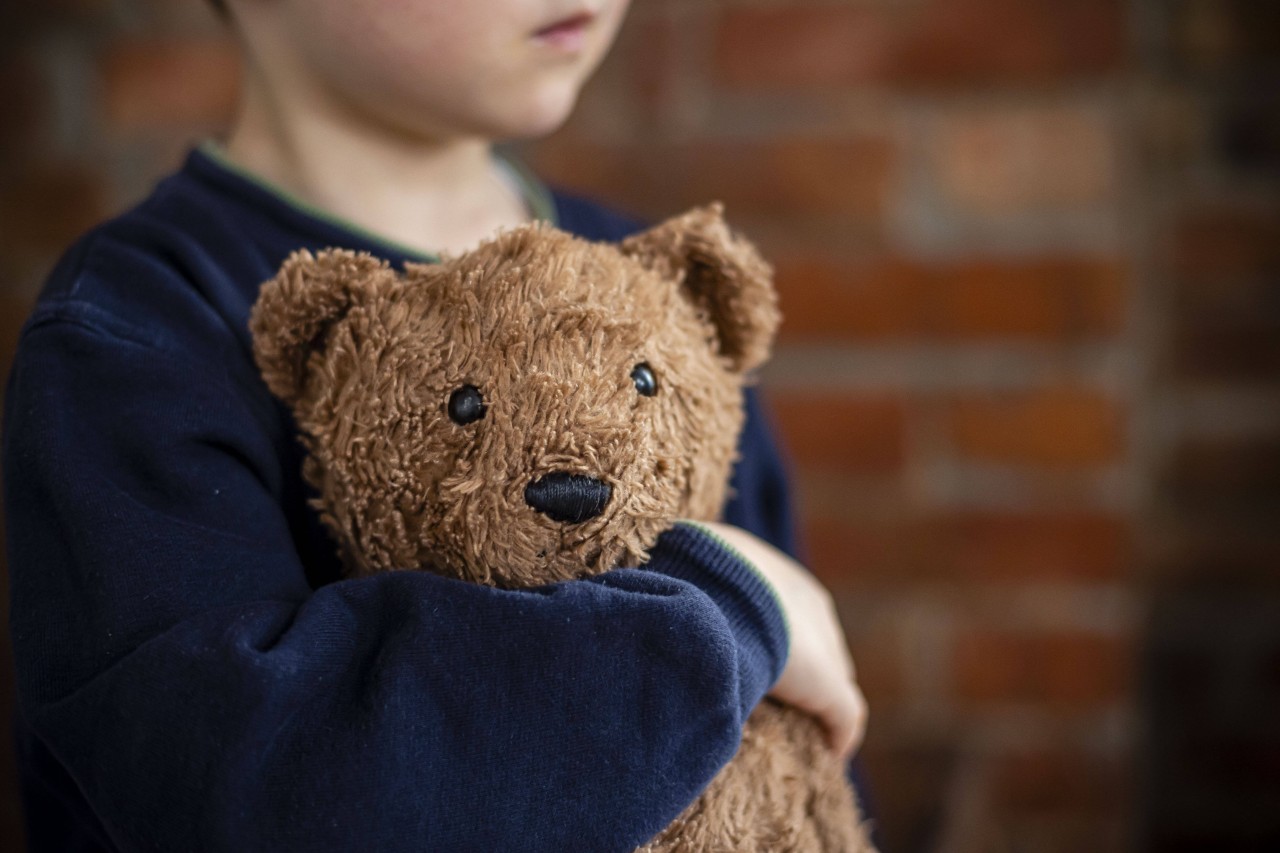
[524,472,612,524]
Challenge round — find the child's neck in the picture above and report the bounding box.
[223,72,532,258]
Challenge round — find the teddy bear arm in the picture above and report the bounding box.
[636,701,876,852]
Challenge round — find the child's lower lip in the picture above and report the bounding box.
[533,13,594,52]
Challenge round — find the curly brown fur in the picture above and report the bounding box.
[250,205,874,851]
[640,703,874,853]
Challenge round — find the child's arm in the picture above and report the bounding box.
[725,385,879,825]
[3,304,787,851]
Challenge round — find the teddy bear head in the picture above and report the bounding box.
[249,205,778,589]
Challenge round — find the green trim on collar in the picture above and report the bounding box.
[197,139,558,262]
[495,152,559,226]
[197,140,440,262]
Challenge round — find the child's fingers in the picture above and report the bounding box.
[841,682,869,760]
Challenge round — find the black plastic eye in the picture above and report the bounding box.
[447,385,486,425]
[630,363,657,397]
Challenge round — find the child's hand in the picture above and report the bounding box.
[697,521,868,761]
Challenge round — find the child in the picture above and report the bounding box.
[2,0,867,849]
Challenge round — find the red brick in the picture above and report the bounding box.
[1162,437,1280,513]
[1175,205,1280,277]
[713,6,893,90]
[669,138,896,221]
[774,255,1127,343]
[846,646,905,708]
[101,38,240,131]
[768,391,906,476]
[530,137,895,222]
[526,142,646,209]
[991,749,1129,814]
[1171,322,1280,383]
[930,258,1127,339]
[712,0,1126,91]
[1171,0,1280,73]
[946,387,1126,468]
[803,517,915,590]
[0,56,48,162]
[844,622,907,705]
[7,0,108,28]
[999,818,1130,853]
[932,103,1117,215]
[738,137,894,219]
[774,256,915,341]
[939,512,1132,582]
[891,0,1128,87]
[1172,207,1280,318]
[803,511,1131,590]
[1150,540,1280,589]
[1139,88,1206,178]
[858,743,958,853]
[620,13,679,130]
[952,629,1131,706]
[0,165,106,260]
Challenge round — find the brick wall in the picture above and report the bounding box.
[0,1,1276,850]
[1135,0,1280,849]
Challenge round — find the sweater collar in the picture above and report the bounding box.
[187,139,560,264]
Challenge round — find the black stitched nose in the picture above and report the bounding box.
[524,473,612,524]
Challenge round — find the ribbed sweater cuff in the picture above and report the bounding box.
[648,522,790,710]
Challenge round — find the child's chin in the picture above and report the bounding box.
[491,86,584,140]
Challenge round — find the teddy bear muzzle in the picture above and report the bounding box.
[523,472,612,524]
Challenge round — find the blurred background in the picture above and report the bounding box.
[1,0,1277,850]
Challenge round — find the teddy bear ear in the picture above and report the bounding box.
[619,203,780,373]
[249,248,395,408]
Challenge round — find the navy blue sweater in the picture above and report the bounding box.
[2,147,804,851]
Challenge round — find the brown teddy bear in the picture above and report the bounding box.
[248,204,876,852]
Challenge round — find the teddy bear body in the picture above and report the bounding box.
[250,207,874,852]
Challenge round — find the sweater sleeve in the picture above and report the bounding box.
[2,303,788,852]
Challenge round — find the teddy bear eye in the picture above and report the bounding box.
[447,385,486,425]
[630,363,658,397]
